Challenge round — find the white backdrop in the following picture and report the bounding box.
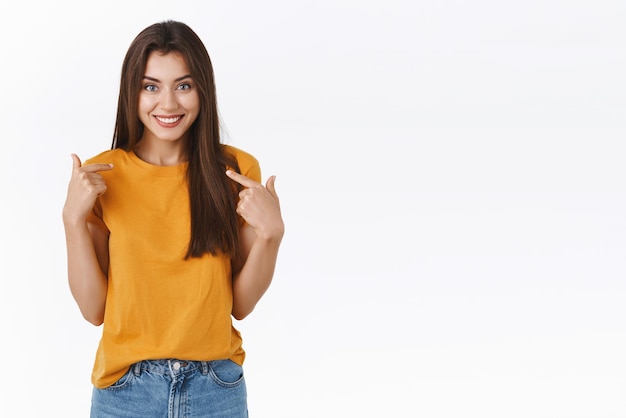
[1,1,625,417]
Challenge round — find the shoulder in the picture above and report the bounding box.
[223,145,261,182]
[84,149,129,165]
[223,145,258,168]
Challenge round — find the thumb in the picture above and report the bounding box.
[265,175,279,200]
[70,153,82,170]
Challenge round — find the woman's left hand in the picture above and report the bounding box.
[226,170,284,241]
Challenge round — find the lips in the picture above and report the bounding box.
[153,115,185,128]
[155,115,182,124]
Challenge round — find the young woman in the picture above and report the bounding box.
[62,20,284,417]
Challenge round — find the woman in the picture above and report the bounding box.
[62,20,284,417]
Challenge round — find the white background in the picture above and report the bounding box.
[1,1,625,417]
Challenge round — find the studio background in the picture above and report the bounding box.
[1,1,625,417]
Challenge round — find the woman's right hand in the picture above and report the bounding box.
[62,154,113,225]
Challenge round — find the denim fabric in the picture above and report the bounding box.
[91,359,248,418]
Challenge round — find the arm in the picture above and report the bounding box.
[62,154,113,325]
[227,170,284,320]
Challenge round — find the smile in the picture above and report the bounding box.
[155,115,183,124]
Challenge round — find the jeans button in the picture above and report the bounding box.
[173,361,181,371]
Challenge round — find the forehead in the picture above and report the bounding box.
[144,51,190,78]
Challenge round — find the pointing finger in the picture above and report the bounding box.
[81,163,114,173]
[70,153,113,173]
[225,169,259,188]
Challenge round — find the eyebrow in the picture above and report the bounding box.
[142,74,193,83]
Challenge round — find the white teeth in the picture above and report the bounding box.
[156,116,181,123]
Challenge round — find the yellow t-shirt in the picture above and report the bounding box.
[85,146,260,388]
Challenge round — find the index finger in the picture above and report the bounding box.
[80,163,114,173]
[225,169,259,188]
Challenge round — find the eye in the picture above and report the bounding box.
[177,83,192,91]
[144,84,158,92]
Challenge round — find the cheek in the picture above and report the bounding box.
[186,111,200,126]
[183,95,201,123]
[138,95,154,114]
[137,96,156,126]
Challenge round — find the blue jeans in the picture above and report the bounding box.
[91,359,248,418]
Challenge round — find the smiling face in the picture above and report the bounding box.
[138,51,200,147]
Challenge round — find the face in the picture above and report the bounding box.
[138,51,200,145]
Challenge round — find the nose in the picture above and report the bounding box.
[161,88,178,111]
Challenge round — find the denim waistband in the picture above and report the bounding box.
[132,359,210,377]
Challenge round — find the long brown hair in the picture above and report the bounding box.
[112,20,241,259]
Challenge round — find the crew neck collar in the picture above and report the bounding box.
[126,150,187,176]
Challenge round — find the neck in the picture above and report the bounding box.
[134,138,188,166]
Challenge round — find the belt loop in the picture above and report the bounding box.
[132,361,142,376]
[201,361,209,375]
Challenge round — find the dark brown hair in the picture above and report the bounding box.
[112,20,241,259]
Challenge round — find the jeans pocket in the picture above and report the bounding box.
[103,366,135,391]
[208,360,245,388]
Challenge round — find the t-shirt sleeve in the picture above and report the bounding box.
[83,154,110,234]
[227,146,262,228]
[86,198,109,234]
[236,148,261,183]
